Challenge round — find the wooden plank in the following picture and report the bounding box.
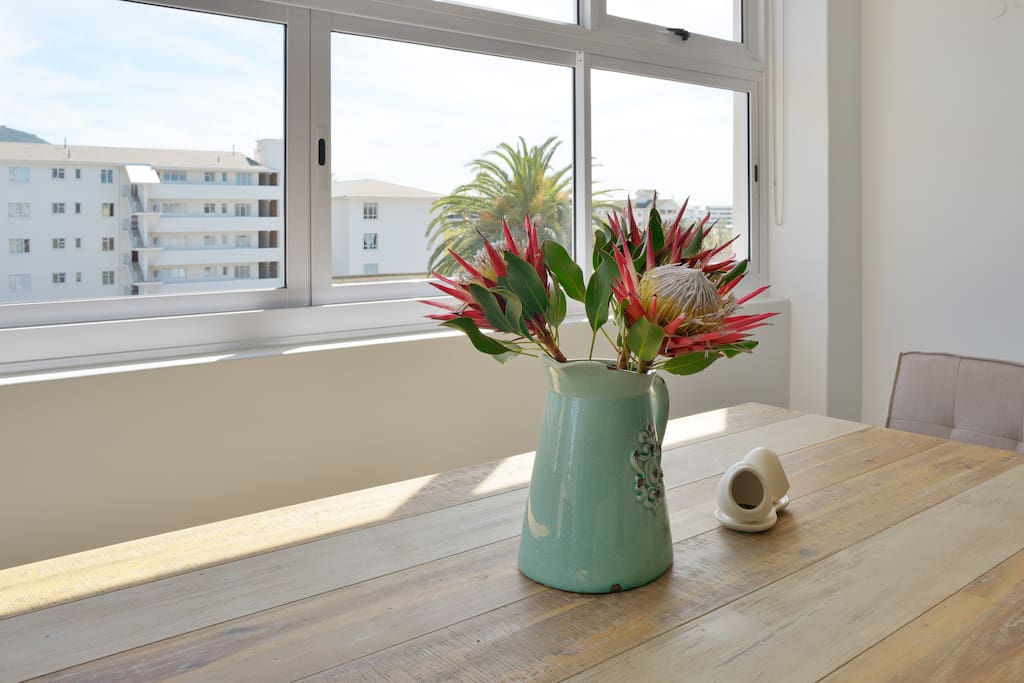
[24,427,938,683]
[0,402,796,619]
[573,462,1024,682]
[823,549,1024,683]
[295,441,1018,682]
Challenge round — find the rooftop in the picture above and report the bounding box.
[0,142,268,170]
[332,179,441,199]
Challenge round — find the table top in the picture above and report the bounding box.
[2,402,1024,682]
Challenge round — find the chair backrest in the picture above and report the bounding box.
[886,352,1024,454]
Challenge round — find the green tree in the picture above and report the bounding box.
[426,136,571,276]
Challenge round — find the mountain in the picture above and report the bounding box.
[0,126,49,144]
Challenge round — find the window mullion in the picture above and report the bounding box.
[573,51,594,277]
[308,10,333,306]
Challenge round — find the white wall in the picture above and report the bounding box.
[331,197,434,276]
[861,0,1024,424]
[0,301,787,568]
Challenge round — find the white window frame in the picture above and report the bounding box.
[9,274,31,291]
[0,0,765,376]
[102,271,116,285]
[8,202,30,218]
[8,166,30,182]
[100,169,114,183]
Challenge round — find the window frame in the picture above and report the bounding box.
[0,0,767,375]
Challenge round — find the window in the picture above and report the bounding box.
[8,274,31,291]
[74,203,81,214]
[102,271,115,285]
[8,167,29,182]
[52,203,66,214]
[606,1,741,42]
[235,235,252,248]
[52,273,66,284]
[234,265,251,279]
[0,0,762,370]
[75,168,82,180]
[75,237,82,248]
[8,202,30,218]
[161,170,187,182]
[102,237,115,251]
[163,235,188,248]
[204,235,215,246]
[52,238,66,249]
[75,272,83,283]
[101,203,115,217]
[9,238,30,254]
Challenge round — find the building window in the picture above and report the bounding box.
[234,265,251,279]
[52,238,66,249]
[234,203,251,217]
[75,237,82,248]
[363,263,379,275]
[100,169,114,183]
[75,168,81,180]
[74,202,81,214]
[203,203,217,214]
[258,261,279,278]
[204,266,218,278]
[236,173,253,185]
[161,170,187,182]
[161,203,185,214]
[102,237,115,251]
[52,272,66,284]
[362,233,378,250]
[204,172,216,183]
[101,202,115,217]
[52,167,65,180]
[161,267,187,281]
[235,235,251,248]
[204,235,215,246]
[75,272,83,283]
[8,166,30,182]
[9,274,31,291]
[52,202,66,214]
[362,202,378,220]
[102,270,115,285]
[221,203,228,214]
[9,238,30,254]
[8,202,30,218]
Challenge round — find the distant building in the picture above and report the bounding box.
[1,139,283,302]
[331,179,440,278]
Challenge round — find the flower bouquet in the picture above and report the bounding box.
[424,195,775,372]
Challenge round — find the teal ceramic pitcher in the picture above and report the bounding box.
[518,357,673,593]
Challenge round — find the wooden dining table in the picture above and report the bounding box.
[2,402,1023,681]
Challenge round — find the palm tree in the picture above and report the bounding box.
[426,136,572,276]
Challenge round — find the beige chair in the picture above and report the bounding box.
[886,351,1024,453]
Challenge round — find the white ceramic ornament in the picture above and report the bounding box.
[743,446,791,511]
[714,461,778,532]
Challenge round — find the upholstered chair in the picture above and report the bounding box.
[886,351,1024,454]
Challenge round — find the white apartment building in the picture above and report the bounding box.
[1,139,283,302]
[331,179,440,278]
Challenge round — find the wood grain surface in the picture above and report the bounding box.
[2,404,1021,683]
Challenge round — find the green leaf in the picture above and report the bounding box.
[681,222,706,259]
[504,252,549,318]
[442,317,520,363]
[648,205,665,253]
[468,283,513,333]
[548,279,566,327]
[719,340,758,358]
[542,240,586,302]
[719,259,748,287]
[627,317,666,363]
[662,351,720,375]
[585,257,614,332]
[593,229,609,270]
[504,294,527,337]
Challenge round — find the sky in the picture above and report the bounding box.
[0,0,740,206]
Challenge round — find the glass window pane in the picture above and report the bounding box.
[591,70,749,263]
[331,35,573,281]
[433,1,575,25]
[0,1,284,305]
[606,1,741,42]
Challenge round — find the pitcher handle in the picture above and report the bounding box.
[651,373,669,445]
